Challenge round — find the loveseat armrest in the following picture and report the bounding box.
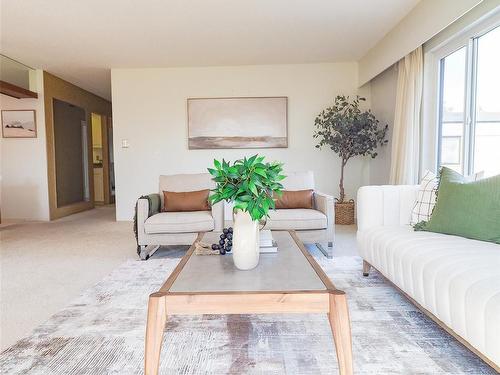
[314,191,335,244]
[357,185,419,232]
[136,194,161,245]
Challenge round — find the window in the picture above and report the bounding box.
[437,24,500,177]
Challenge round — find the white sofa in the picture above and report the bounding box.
[357,185,500,370]
[137,173,224,259]
[262,171,335,257]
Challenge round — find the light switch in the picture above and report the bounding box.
[121,139,129,148]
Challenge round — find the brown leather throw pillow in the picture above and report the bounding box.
[163,189,210,212]
[274,189,314,209]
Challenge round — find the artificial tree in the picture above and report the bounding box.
[314,95,388,222]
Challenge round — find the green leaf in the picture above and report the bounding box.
[251,207,260,221]
[262,198,270,214]
[207,168,218,176]
[248,180,258,196]
[239,194,252,202]
[248,154,258,166]
[214,159,222,170]
[254,168,267,178]
[233,201,248,211]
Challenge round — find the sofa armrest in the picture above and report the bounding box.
[136,198,150,245]
[211,201,224,231]
[136,193,160,243]
[356,185,420,232]
[314,191,335,243]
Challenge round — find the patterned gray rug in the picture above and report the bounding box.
[0,250,495,375]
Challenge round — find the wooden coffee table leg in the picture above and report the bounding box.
[328,291,353,375]
[145,293,167,375]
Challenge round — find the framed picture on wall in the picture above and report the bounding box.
[1,110,37,138]
[187,97,288,149]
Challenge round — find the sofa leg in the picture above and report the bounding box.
[139,245,160,260]
[363,260,371,277]
[139,246,149,260]
[316,243,333,259]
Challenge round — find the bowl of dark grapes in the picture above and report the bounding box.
[211,227,233,255]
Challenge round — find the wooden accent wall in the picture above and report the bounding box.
[43,72,112,220]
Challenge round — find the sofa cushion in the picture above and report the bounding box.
[417,167,500,244]
[410,169,483,226]
[144,211,214,234]
[162,189,210,212]
[263,209,327,230]
[358,225,500,365]
[275,189,313,209]
[158,173,214,211]
[410,170,438,226]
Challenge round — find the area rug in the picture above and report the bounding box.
[0,250,495,375]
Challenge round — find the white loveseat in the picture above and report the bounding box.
[357,185,500,370]
[137,173,224,259]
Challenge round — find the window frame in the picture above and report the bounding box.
[422,11,500,175]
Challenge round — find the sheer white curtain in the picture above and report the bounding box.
[389,46,423,185]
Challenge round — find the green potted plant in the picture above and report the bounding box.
[208,155,285,270]
[314,95,388,225]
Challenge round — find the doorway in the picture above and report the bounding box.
[91,113,115,205]
[52,99,90,208]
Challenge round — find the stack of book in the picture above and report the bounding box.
[259,230,278,253]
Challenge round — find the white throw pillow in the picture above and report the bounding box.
[410,171,438,226]
[410,169,484,226]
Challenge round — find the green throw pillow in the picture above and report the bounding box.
[416,167,500,244]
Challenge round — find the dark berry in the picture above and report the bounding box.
[228,227,233,233]
[220,233,226,240]
[226,245,232,252]
[219,248,226,255]
[214,244,220,250]
[223,228,229,234]
[227,233,233,240]
[219,239,225,246]
[211,244,217,250]
[227,240,232,246]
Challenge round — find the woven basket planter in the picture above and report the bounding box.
[335,201,355,225]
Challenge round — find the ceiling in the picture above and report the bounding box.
[1,0,419,100]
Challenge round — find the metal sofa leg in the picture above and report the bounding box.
[139,245,160,260]
[139,246,149,260]
[316,243,333,259]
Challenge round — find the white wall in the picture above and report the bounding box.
[111,63,371,221]
[0,70,50,221]
[367,65,398,185]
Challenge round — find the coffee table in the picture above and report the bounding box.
[145,230,353,375]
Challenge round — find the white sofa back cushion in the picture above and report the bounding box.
[357,185,419,231]
[159,173,214,209]
[283,171,315,190]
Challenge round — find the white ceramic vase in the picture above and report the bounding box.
[232,210,260,270]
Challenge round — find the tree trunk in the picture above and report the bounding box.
[339,159,346,203]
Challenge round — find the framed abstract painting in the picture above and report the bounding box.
[187,97,287,149]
